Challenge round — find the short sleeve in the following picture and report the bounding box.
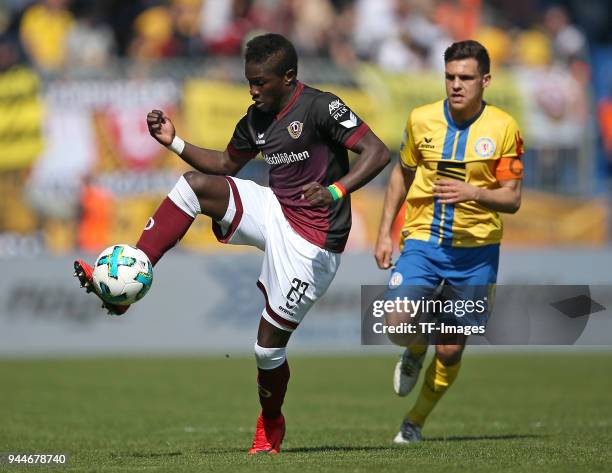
[311,93,369,149]
[399,112,419,169]
[500,117,525,158]
[227,113,258,160]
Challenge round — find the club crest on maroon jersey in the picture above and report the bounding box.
[287,121,303,139]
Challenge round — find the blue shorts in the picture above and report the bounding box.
[387,239,499,327]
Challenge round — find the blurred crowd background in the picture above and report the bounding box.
[0,0,611,257]
[1,0,608,72]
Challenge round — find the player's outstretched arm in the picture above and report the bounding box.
[301,130,390,207]
[146,109,249,176]
[375,162,414,269]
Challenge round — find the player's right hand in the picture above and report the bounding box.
[147,109,175,146]
[374,234,393,269]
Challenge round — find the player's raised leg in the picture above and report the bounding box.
[136,171,229,265]
[74,171,231,314]
[73,99,254,315]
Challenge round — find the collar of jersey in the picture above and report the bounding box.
[443,99,486,130]
[276,81,304,121]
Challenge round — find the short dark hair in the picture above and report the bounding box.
[245,33,298,77]
[444,40,490,75]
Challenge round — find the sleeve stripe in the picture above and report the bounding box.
[226,143,258,160]
[344,123,369,149]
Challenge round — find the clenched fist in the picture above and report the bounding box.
[301,182,334,207]
[146,109,175,146]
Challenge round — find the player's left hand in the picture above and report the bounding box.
[301,182,334,207]
[433,179,481,204]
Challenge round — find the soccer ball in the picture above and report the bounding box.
[92,244,153,306]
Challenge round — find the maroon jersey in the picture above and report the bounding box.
[226,82,369,252]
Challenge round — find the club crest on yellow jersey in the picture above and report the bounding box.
[474,137,496,158]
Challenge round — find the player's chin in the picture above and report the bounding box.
[449,97,466,108]
[254,101,270,112]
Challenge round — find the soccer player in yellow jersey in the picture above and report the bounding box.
[374,40,524,443]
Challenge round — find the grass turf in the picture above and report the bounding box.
[0,353,611,472]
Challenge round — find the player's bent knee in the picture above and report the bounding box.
[168,174,202,218]
[435,344,464,365]
[180,171,231,220]
[254,342,287,370]
[182,171,209,195]
[384,309,423,347]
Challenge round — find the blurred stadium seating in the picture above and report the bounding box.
[0,0,610,256]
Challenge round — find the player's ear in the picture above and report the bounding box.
[482,73,491,89]
[284,68,296,86]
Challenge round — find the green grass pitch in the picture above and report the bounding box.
[1,352,611,472]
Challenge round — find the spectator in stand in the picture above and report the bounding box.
[542,5,589,84]
[202,0,255,56]
[19,0,74,71]
[199,0,232,47]
[373,0,453,73]
[433,0,470,42]
[352,0,395,60]
[376,0,426,72]
[128,4,174,60]
[65,2,115,68]
[249,0,294,39]
[328,0,358,69]
[543,5,588,66]
[291,0,335,57]
[77,174,112,253]
[168,0,203,57]
[405,1,452,72]
[474,6,513,69]
[513,26,552,67]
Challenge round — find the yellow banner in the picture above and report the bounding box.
[503,191,608,246]
[355,65,524,150]
[183,67,523,153]
[0,66,44,170]
[182,80,376,151]
[183,80,249,150]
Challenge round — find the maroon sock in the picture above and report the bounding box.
[257,361,290,419]
[136,197,194,266]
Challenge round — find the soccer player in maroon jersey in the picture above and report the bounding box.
[74,33,390,454]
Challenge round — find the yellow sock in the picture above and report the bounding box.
[406,356,461,427]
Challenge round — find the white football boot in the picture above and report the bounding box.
[393,418,422,444]
[393,347,427,397]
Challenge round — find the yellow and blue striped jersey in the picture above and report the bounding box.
[400,99,524,247]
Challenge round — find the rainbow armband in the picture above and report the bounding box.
[327,182,347,201]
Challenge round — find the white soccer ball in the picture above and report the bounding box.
[92,244,153,306]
